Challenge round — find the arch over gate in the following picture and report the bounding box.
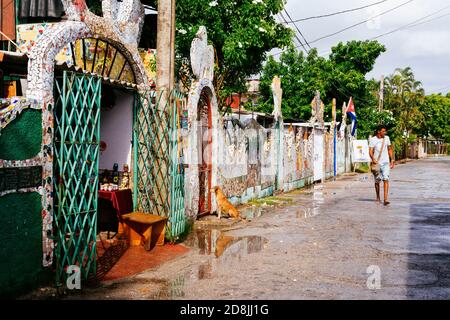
[27,22,148,102]
[184,27,220,218]
[184,79,220,218]
[25,16,149,266]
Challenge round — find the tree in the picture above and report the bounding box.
[420,94,450,143]
[257,46,331,120]
[257,40,387,137]
[175,0,293,110]
[383,67,426,157]
[327,40,386,110]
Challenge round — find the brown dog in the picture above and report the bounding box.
[211,186,241,219]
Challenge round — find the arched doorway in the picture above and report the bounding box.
[197,89,212,216]
[49,37,145,286]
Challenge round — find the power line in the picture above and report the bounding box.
[270,3,418,103]
[408,12,450,29]
[283,8,312,50]
[278,11,308,53]
[308,0,414,45]
[273,10,360,99]
[370,7,450,40]
[273,0,414,56]
[280,3,450,57]
[433,84,450,93]
[285,0,389,23]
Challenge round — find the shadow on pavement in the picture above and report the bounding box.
[407,202,450,299]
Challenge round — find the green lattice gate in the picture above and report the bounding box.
[133,90,186,241]
[53,71,101,287]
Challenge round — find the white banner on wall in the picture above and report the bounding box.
[352,140,371,163]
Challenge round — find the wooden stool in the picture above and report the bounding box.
[121,213,168,251]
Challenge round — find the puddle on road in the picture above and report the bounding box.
[240,206,263,220]
[152,228,268,299]
[295,206,321,220]
[313,185,325,204]
[358,175,370,182]
[410,203,450,226]
[185,228,267,258]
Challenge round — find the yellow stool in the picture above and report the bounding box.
[121,213,167,251]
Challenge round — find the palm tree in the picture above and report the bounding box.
[384,67,425,158]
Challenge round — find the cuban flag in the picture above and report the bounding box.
[346,97,357,137]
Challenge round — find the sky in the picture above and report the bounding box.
[280,0,450,95]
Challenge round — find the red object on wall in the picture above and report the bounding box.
[226,94,240,109]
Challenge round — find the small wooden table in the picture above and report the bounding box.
[121,212,168,251]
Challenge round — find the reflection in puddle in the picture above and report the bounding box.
[295,206,321,220]
[240,206,263,220]
[191,232,267,281]
[150,229,269,299]
[188,229,267,281]
[186,228,267,258]
[313,185,325,204]
[152,274,186,300]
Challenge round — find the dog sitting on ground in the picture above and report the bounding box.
[211,186,241,220]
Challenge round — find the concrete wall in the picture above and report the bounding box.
[190,116,354,211]
[282,125,314,192]
[217,117,277,204]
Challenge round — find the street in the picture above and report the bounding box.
[67,157,450,300]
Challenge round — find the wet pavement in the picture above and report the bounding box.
[36,157,450,299]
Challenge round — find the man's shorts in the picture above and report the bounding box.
[373,162,390,182]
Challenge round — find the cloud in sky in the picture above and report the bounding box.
[283,0,450,94]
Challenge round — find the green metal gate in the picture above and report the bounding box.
[133,90,186,241]
[169,91,186,239]
[53,71,101,287]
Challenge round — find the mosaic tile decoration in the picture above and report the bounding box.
[22,0,151,266]
[0,97,40,131]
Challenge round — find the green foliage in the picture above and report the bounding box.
[85,0,103,15]
[257,40,386,132]
[420,94,450,143]
[328,40,386,107]
[175,0,293,110]
[382,67,426,158]
[258,46,329,120]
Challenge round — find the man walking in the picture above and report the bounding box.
[369,125,395,205]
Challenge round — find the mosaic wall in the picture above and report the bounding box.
[0,97,40,130]
[1,0,151,267]
[184,27,220,218]
[17,22,157,85]
[282,126,314,190]
[205,89,354,207]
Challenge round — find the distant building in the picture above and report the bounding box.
[226,78,260,110]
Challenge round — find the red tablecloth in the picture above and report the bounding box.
[98,189,133,218]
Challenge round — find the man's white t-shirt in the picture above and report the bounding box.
[369,135,391,164]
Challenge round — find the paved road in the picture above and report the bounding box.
[77,157,450,300]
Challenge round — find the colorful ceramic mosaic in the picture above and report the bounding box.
[0,187,40,198]
[0,97,40,131]
[20,0,150,266]
[0,156,42,169]
[61,0,148,87]
[139,48,157,85]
